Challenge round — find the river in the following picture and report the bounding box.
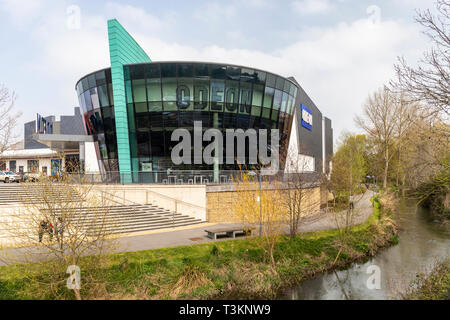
[280,201,450,300]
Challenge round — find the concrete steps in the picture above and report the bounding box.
[0,184,83,204]
[0,184,203,235]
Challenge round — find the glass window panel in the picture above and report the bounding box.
[223,113,237,128]
[224,80,239,113]
[135,102,148,113]
[81,78,89,93]
[132,79,147,103]
[179,111,193,127]
[291,86,298,98]
[239,82,252,114]
[284,81,291,93]
[210,80,225,111]
[127,103,136,132]
[241,68,255,82]
[78,94,86,114]
[281,92,289,113]
[136,113,149,131]
[162,78,177,101]
[95,111,104,132]
[210,65,226,79]
[194,63,209,77]
[83,90,93,112]
[263,87,274,109]
[251,105,261,117]
[148,101,162,112]
[177,78,194,111]
[87,74,96,89]
[147,78,162,102]
[273,89,282,110]
[98,85,109,107]
[163,111,178,128]
[108,83,114,106]
[266,74,276,88]
[163,101,177,111]
[95,71,106,87]
[177,64,193,78]
[125,80,133,104]
[146,64,160,78]
[76,83,82,97]
[255,70,266,85]
[194,79,209,111]
[271,110,279,121]
[262,107,271,119]
[275,77,285,90]
[287,96,294,115]
[149,112,163,128]
[226,66,241,80]
[130,65,145,79]
[90,88,100,109]
[161,63,176,77]
[252,84,264,107]
[101,106,111,119]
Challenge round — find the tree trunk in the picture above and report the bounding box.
[383,146,389,189]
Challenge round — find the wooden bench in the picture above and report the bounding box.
[205,226,252,240]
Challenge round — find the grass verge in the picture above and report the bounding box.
[0,196,398,300]
[401,259,450,300]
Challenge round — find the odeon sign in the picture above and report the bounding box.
[301,104,313,131]
[175,85,252,112]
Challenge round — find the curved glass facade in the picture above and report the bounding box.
[76,62,298,174]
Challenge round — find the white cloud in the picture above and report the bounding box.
[194,1,236,23]
[0,0,44,27]
[292,0,334,15]
[1,1,428,141]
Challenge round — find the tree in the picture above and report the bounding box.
[330,133,368,233]
[0,84,21,167]
[283,148,322,238]
[355,88,415,189]
[232,172,284,270]
[392,0,449,118]
[0,163,119,300]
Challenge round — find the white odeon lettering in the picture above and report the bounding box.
[302,109,313,126]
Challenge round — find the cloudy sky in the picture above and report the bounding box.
[0,0,437,142]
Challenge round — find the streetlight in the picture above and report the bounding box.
[248,170,262,237]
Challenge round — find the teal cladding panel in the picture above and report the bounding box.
[107,19,151,184]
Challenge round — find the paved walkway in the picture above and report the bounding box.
[117,190,375,253]
[0,191,374,265]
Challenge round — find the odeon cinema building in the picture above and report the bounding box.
[75,19,333,184]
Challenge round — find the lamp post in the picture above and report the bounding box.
[249,170,262,237]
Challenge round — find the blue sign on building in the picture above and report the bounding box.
[301,104,313,131]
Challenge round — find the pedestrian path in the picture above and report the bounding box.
[0,191,375,265]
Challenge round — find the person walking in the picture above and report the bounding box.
[55,217,65,249]
[38,217,54,243]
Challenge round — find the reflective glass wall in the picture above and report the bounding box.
[77,62,298,174]
[76,69,118,173]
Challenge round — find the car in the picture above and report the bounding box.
[23,172,40,182]
[0,171,22,183]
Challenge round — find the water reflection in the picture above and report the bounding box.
[281,202,450,300]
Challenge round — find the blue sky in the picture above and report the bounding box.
[0,0,437,143]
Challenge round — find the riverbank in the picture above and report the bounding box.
[0,195,399,300]
[401,259,449,300]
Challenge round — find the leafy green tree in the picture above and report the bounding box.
[330,133,368,203]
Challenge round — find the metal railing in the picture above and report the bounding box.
[67,170,317,185]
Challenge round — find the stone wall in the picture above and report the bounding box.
[206,185,323,223]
